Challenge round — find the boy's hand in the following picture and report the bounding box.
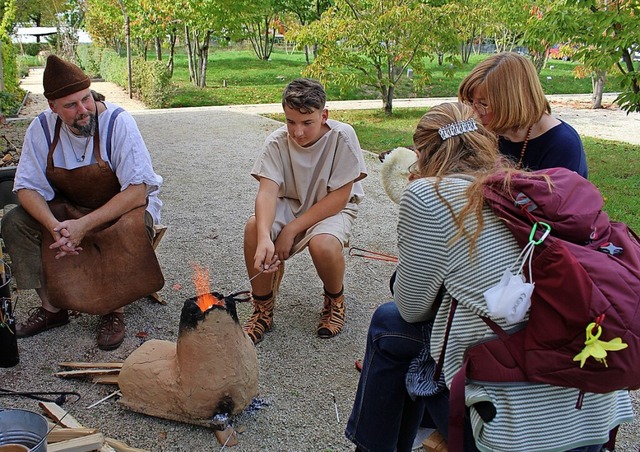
[254,239,281,273]
[274,225,297,261]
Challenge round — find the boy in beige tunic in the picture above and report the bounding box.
[244,78,368,344]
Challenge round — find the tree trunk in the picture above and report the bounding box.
[591,70,606,109]
[197,31,211,88]
[167,32,177,76]
[184,25,196,84]
[382,85,393,116]
[155,37,162,61]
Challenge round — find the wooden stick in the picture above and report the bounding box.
[92,375,120,385]
[59,362,123,369]
[55,369,121,378]
[104,437,150,452]
[87,390,121,409]
[47,432,105,452]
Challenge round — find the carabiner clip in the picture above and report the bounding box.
[528,221,551,245]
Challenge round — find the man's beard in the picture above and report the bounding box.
[73,113,96,137]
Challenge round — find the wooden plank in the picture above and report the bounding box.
[422,430,448,452]
[105,437,150,452]
[59,362,123,369]
[48,427,98,443]
[92,375,120,385]
[47,433,104,452]
[39,402,84,428]
[55,369,121,378]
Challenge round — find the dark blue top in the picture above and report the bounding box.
[499,120,588,178]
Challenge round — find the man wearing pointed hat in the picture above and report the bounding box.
[1,55,164,351]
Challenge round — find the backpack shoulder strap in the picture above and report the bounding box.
[105,107,125,161]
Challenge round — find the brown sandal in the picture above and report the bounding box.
[317,293,345,339]
[243,296,275,344]
[243,264,284,345]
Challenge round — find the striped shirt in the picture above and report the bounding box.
[394,176,633,452]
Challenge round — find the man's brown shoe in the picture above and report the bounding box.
[16,307,69,338]
[96,312,125,351]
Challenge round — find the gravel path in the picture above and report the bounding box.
[0,71,638,451]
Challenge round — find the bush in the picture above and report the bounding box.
[77,46,172,108]
[76,45,103,78]
[21,42,48,57]
[16,55,34,78]
[131,58,172,108]
[0,91,24,116]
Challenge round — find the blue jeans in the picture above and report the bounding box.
[345,302,430,452]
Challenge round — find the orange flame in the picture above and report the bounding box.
[192,264,224,312]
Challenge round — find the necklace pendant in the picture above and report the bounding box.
[77,155,84,163]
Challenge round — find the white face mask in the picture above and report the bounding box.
[484,268,534,325]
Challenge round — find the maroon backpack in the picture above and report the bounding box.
[444,167,640,451]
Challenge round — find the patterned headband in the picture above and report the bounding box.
[438,119,478,140]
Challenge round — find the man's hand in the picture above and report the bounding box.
[49,220,87,259]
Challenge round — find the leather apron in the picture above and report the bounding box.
[40,113,164,315]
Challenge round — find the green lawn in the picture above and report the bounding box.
[166,47,626,108]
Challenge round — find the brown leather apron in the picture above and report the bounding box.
[40,114,164,315]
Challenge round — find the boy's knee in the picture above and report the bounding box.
[309,234,342,255]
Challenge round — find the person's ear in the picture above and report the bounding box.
[321,108,329,124]
[48,100,57,114]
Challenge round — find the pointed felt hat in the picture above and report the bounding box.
[43,55,91,100]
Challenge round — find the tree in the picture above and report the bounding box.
[287,0,456,115]
[84,0,125,50]
[1,0,17,95]
[280,0,333,64]
[179,0,239,88]
[543,0,640,112]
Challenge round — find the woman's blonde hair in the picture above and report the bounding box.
[412,102,502,250]
[457,52,551,135]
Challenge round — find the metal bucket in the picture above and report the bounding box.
[0,409,48,452]
[0,261,18,368]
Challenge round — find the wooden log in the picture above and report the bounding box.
[46,432,104,452]
[59,362,123,369]
[39,402,84,428]
[48,427,99,443]
[105,437,150,452]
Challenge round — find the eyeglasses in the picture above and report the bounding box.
[470,101,490,116]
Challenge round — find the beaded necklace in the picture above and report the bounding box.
[515,125,533,170]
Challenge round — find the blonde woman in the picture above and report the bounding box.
[458,52,588,178]
[345,103,631,452]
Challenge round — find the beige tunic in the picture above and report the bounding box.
[251,119,368,254]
